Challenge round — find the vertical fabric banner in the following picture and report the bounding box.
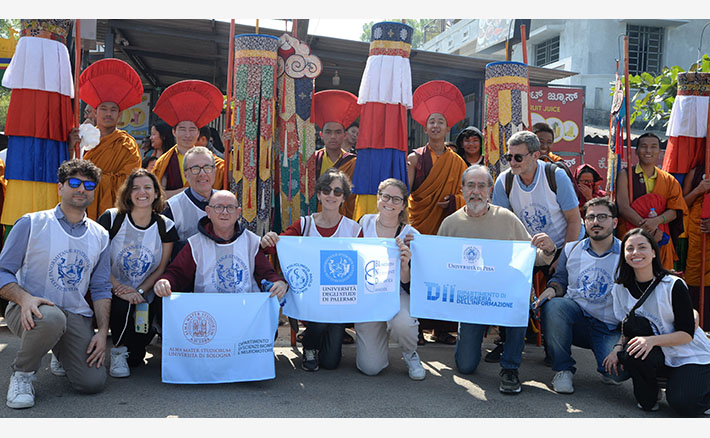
[277,236,400,323]
[162,292,279,384]
[410,234,535,327]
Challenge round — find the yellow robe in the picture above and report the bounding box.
[83,129,141,221]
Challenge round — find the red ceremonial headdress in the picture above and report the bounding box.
[79,58,143,111]
[312,90,360,130]
[153,80,224,128]
[411,80,465,128]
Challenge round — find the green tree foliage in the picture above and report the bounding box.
[622,54,710,129]
[360,19,442,48]
[0,20,20,131]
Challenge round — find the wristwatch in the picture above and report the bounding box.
[137,288,144,295]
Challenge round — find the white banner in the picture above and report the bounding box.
[162,292,279,384]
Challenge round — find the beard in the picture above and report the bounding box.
[466,198,488,215]
[588,227,613,241]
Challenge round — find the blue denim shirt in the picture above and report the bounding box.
[547,237,622,293]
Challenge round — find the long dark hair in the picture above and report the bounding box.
[615,228,670,289]
[153,121,175,148]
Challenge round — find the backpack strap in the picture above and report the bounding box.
[544,162,558,194]
[109,212,126,240]
[153,213,168,241]
[504,171,514,198]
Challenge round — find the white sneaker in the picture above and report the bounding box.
[110,346,130,378]
[402,351,426,381]
[6,371,36,409]
[552,370,574,394]
[50,354,66,377]
[600,373,622,385]
[704,407,710,415]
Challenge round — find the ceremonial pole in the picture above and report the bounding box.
[224,19,235,190]
[73,19,81,159]
[701,96,710,327]
[624,36,633,201]
[520,24,532,129]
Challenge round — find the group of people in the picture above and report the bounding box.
[1,43,710,418]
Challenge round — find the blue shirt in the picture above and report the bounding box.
[547,237,622,292]
[0,205,112,302]
[492,161,579,212]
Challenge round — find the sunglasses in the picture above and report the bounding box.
[503,152,531,163]
[319,186,344,197]
[66,177,97,191]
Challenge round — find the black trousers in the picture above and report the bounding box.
[109,296,158,367]
[623,346,710,416]
[301,322,345,370]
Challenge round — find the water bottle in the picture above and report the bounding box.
[648,208,657,218]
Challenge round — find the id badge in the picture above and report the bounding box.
[135,302,149,334]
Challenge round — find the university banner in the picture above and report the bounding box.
[277,236,401,323]
[410,235,535,327]
[162,292,280,384]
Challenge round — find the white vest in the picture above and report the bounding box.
[167,190,207,241]
[107,209,175,288]
[563,239,619,326]
[508,161,567,247]
[612,275,710,367]
[301,214,361,237]
[18,209,108,317]
[189,229,262,293]
[359,214,419,240]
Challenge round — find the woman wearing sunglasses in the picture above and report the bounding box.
[261,168,362,372]
[355,178,426,380]
[602,228,710,416]
[97,169,178,378]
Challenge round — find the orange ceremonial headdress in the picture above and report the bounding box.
[312,90,360,129]
[411,80,465,128]
[79,58,143,111]
[153,80,224,128]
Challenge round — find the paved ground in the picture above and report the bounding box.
[0,318,680,418]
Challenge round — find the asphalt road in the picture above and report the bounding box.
[0,319,679,419]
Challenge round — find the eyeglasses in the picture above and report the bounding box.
[584,213,612,222]
[378,193,404,205]
[464,182,489,191]
[319,186,344,197]
[208,204,239,214]
[503,152,532,163]
[66,177,97,191]
[186,164,216,175]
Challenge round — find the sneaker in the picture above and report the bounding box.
[484,343,504,363]
[637,402,659,412]
[499,368,522,394]
[704,407,710,415]
[110,346,130,378]
[301,349,319,372]
[50,354,66,377]
[6,371,36,409]
[600,373,622,386]
[552,370,574,394]
[402,351,426,380]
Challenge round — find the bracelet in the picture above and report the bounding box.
[661,215,667,224]
[613,343,623,348]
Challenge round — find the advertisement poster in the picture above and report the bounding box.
[529,85,584,165]
[117,92,151,141]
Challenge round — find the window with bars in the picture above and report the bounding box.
[627,25,664,75]
[535,36,560,66]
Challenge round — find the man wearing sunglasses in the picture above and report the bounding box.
[162,147,218,255]
[0,159,112,409]
[534,197,629,394]
[492,130,583,271]
[154,190,287,299]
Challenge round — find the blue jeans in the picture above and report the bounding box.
[541,297,628,381]
[455,323,527,373]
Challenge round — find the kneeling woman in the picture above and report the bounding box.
[603,228,710,416]
[98,169,178,377]
[261,169,361,372]
[356,178,425,380]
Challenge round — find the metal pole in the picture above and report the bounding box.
[223,19,236,190]
[74,19,82,159]
[624,36,633,202]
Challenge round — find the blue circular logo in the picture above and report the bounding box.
[48,249,90,291]
[323,253,355,283]
[285,263,312,294]
[118,245,155,280]
[212,254,248,293]
[578,267,612,303]
[463,246,481,264]
[522,203,551,233]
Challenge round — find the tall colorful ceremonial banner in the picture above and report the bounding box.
[276,236,401,323]
[529,86,584,159]
[483,61,530,180]
[605,71,626,197]
[352,21,413,219]
[410,234,535,327]
[1,20,74,227]
[663,72,710,174]
[274,33,321,233]
[230,34,278,234]
[162,292,280,384]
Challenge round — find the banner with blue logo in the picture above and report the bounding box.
[410,235,536,327]
[277,236,401,323]
[162,292,280,384]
